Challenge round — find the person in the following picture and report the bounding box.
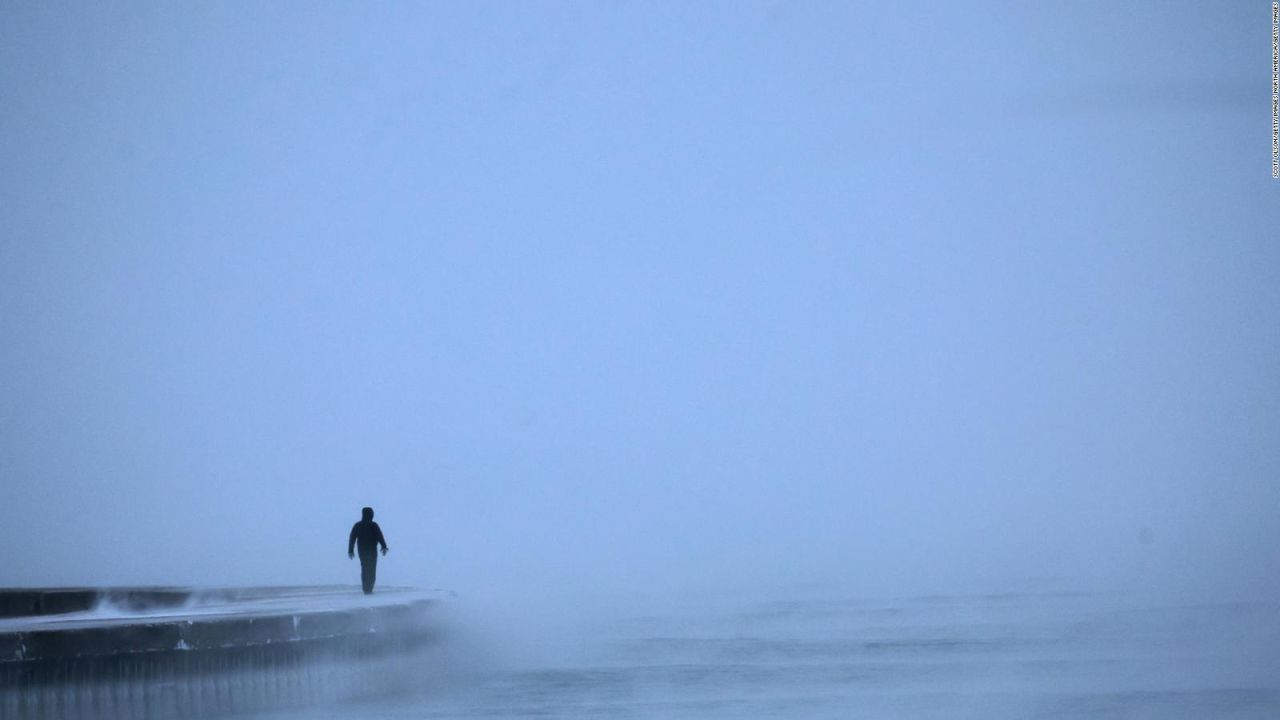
[348,507,389,594]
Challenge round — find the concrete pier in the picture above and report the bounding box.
[0,586,441,719]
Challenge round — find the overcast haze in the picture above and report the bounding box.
[1,2,1277,607]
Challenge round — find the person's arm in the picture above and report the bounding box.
[348,524,357,558]
[376,524,388,554]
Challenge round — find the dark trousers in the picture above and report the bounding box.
[359,552,378,594]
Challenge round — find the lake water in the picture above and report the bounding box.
[252,588,1280,720]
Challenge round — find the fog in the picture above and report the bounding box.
[1,1,1277,620]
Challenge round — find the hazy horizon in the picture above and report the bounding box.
[2,2,1277,613]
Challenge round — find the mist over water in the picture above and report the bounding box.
[2,1,1278,717]
[240,587,1280,719]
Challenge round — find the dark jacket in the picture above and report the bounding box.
[349,519,388,557]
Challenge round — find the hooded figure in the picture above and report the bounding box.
[348,507,389,594]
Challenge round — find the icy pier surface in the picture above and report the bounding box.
[0,586,442,719]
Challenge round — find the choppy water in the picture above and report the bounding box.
[253,589,1280,720]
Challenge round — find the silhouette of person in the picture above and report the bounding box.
[348,507,389,594]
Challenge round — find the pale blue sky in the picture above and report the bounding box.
[1,2,1276,601]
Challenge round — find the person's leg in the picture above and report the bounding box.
[360,555,376,594]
